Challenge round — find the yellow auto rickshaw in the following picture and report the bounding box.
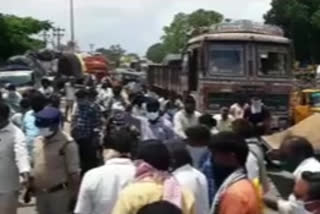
[291,89,320,124]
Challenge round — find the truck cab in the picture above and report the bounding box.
[183,20,293,129]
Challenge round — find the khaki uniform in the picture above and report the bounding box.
[32,131,80,214]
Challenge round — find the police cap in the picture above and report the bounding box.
[35,106,62,128]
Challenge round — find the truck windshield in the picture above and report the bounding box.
[208,44,244,75]
[310,92,320,107]
[257,45,289,77]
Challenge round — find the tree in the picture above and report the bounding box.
[96,44,126,66]
[146,9,223,62]
[264,0,320,64]
[146,43,166,63]
[0,14,52,62]
[162,9,223,54]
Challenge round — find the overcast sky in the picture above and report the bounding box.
[1,0,272,55]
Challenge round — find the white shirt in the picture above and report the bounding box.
[173,164,209,214]
[65,84,76,100]
[213,114,234,132]
[230,103,245,119]
[39,86,54,97]
[173,110,201,139]
[0,123,30,193]
[74,158,135,214]
[293,157,320,179]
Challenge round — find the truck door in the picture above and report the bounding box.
[188,49,198,92]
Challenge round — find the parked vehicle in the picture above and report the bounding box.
[290,89,320,124]
[148,20,294,129]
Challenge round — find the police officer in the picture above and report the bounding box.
[31,107,80,214]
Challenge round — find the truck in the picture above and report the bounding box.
[148,20,293,129]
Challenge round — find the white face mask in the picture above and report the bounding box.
[146,111,159,121]
[288,195,313,214]
[38,128,54,138]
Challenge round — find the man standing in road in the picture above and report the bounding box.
[214,107,234,132]
[71,89,102,175]
[75,129,136,214]
[209,132,260,214]
[0,102,30,214]
[173,96,201,139]
[32,107,80,214]
[141,98,176,141]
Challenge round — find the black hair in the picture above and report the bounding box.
[29,91,47,113]
[75,89,88,99]
[166,140,193,170]
[137,201,182,214]
[185,125,211,146]
[88,88,98,98]
[136,140,170,171]
[184,95,196,105]
[41,78,51,85]
[209,132,249,166]
[301,171,320,200]
[20,98,30,109]
[0,102,10,120]
[7,84,16,91]
[283,136,314,159]
[146,98,160,112]
[232,119,254,139]
[48,95,61,108]
[199,114,217,128]
[103,128,138,154]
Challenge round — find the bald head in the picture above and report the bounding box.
[280,136,314,171]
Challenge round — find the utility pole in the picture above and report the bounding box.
[70,0,75,51]
[53,27,65,50]
[41,31,50,47]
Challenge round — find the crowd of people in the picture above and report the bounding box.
[1,76,320,214]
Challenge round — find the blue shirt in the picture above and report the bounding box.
[22,110,39,155]
[141,117,176,141]
[71,103,102,140]
[200,154,216,204]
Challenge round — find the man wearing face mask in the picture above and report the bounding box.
[141,98,176,141]
[174,96,201,139]
[0,102,30,214]
[266,171,320,214]
[32,106,80,214]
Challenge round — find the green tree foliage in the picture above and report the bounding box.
[0,14,52,62]
[146,43,166,63]
[96,44,126,66]
[146,9,223,63]
[264,0,320,64]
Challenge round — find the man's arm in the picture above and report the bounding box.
[219,193,250,214]
[14,129,31,181]
[65,142,81,198]
[173,113,186,139]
